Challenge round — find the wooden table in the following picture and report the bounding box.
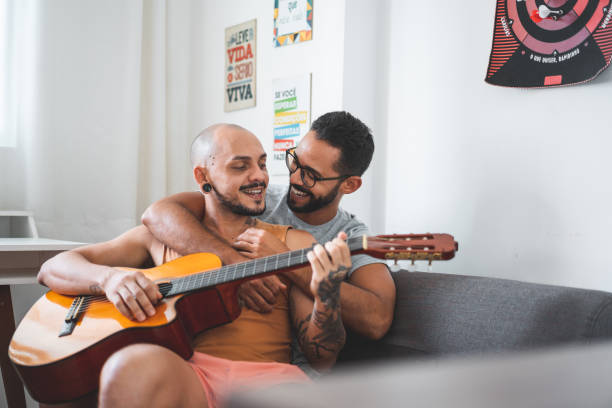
[1,238,82,408]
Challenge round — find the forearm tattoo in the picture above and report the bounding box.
[316,265,348,309]
[292,281,347,361]
[294,308,346,359]
[312,308,345,355]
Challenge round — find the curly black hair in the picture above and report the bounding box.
[310,111,374,176]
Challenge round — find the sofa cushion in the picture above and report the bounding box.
[339,271,612,363]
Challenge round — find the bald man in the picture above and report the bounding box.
[38,124,352,408]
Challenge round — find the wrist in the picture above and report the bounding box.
[98,266,117,293]
[314,282,341,310]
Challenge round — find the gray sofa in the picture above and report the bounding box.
[229,270,612,408]
[338,270,612,363]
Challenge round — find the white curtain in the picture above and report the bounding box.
[1,0,196,243]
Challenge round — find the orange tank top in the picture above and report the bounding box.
[154,219,293,363]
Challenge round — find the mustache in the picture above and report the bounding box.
[290,183,312,196]
[239,182,267,191]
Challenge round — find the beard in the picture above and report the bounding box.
[286,182,341,213]
[212,183,266,216]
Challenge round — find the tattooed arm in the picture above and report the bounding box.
[289,232,351,371]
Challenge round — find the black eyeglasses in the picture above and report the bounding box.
[285,148,351,188]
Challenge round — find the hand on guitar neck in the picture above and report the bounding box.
[308,232,351,301]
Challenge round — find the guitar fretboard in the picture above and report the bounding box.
[159,236,364,297]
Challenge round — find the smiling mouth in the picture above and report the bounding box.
[240,183,266,199]
[290,185,311,199]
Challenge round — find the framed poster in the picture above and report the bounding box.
[271,74,312,175]
[273,0,313,47]
[225,19,256,111]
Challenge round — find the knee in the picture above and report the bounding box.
[99,344,165,406]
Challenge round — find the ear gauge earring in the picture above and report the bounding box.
[202,183,212,193]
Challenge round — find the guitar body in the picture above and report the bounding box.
[9,253,241,404]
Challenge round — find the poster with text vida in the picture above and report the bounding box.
[225,19,256,112]
[271,74,311,175]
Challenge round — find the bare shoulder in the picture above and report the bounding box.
[285,229,316,250]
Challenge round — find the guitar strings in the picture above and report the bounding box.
[70,238,366,310]
[71,248,313,307]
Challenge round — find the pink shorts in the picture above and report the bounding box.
[188,352,311,408]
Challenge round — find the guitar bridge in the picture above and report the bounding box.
[59,296,87,337]
[59,320,78,337]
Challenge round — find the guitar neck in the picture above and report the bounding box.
[160,236,366,297]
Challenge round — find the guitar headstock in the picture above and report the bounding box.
[358,234,458,262]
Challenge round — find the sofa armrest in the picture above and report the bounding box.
[339,270,612,363]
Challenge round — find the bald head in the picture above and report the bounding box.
[190,123,268,217]
[190,123,250,167]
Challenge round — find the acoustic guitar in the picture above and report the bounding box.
[9,233,457,404]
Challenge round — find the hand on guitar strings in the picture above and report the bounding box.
[102,268,163,322]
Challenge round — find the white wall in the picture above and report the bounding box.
[341,0,390,233]
[384,0,612,290]
[193,0,347,189]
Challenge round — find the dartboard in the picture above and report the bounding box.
[486,0,612,87]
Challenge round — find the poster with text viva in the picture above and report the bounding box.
[225,19,256,112]
[271,74,311,175]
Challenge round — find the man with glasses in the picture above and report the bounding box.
[142,111,395,375]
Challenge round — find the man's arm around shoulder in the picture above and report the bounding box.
[141,191,246,264]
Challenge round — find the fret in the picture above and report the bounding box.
[241,261,247,278]
[215,267,223,285]
[275,254,278,271]
[263,256,268,274]
[287,251,291,267]
[252,258,257,278]
[211,268,218,286]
